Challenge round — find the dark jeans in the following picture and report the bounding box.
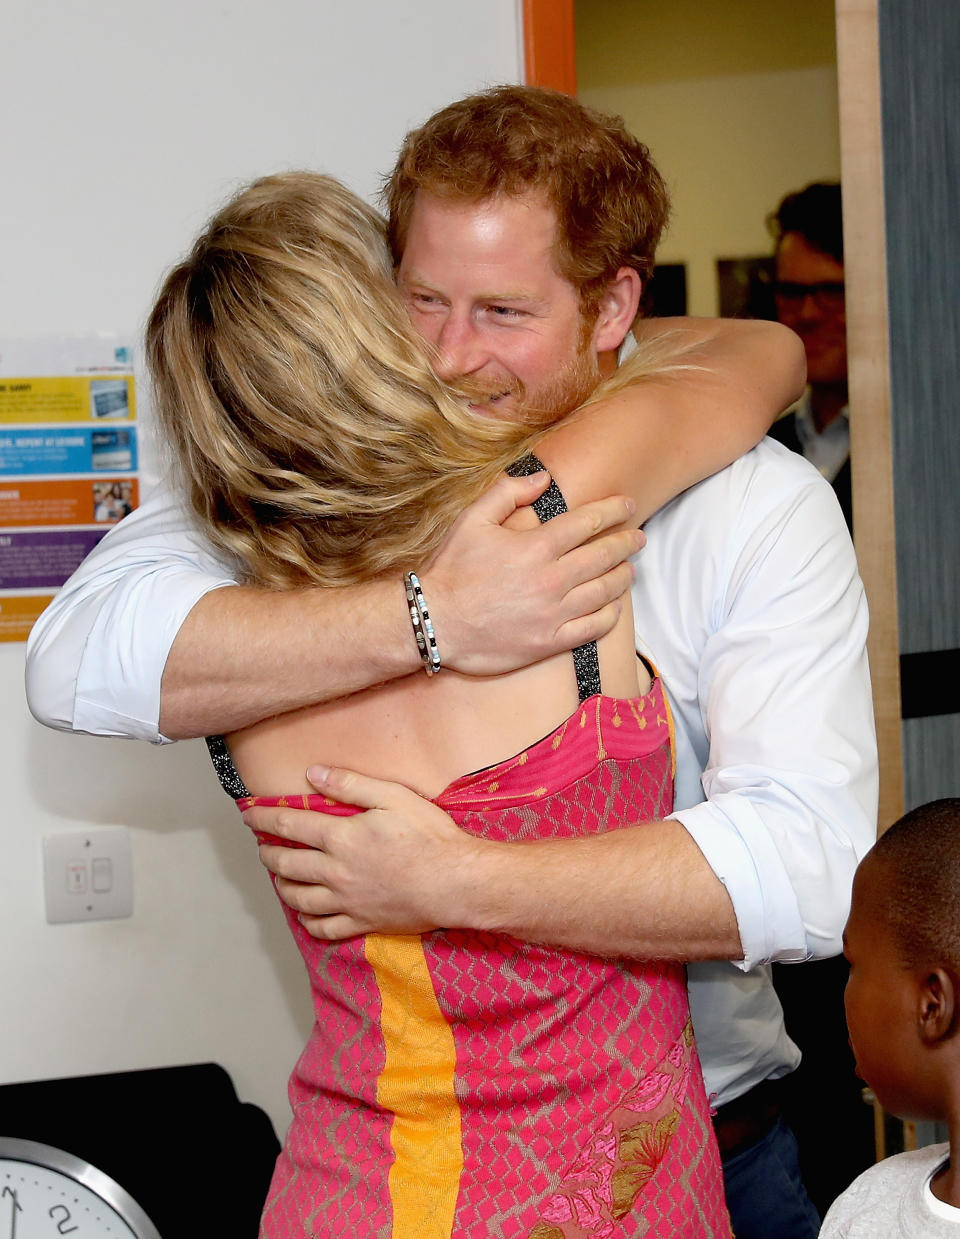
[722,1116,821,1239]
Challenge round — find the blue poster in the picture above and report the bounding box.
[0,426,138,476]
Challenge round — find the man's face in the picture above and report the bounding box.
[397,191,603,424]
[774,232,847,388]
[843,858,925,1119]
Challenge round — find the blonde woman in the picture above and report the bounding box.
[148,171,803,1237]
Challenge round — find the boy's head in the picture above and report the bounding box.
[843,798,960,1121]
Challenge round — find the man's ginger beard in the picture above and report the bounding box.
[449,311,603,429]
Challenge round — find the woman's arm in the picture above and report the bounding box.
[533,317,805,521]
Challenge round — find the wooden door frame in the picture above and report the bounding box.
[522,0,576,92]
[835,0,904,831]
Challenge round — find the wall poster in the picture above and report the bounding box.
[0,337,139,643]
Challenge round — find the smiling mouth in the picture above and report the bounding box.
[464,387,517,415]
[452,373,522,411]
[467,395,512,420]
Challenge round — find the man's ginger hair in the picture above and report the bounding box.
[385,85,670,317]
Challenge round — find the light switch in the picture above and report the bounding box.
[91,857,113,893]
[43,829,133,924]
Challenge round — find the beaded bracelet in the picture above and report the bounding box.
[403,571,442,675]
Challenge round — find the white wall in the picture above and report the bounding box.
[1,0,521,1138]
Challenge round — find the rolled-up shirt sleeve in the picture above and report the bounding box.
[639,443,879,972]
[25,480,239,743]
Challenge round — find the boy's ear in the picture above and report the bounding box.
[592,267,643,354]
[918,967,957,1045]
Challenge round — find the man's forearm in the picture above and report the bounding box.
[159,577,415,738]
[448,819,743,961]
[253,773,744,961]
[160,477,641,739]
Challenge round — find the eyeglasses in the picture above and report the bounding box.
[773,280,846,311]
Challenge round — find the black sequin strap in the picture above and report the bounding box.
[507,452,602,702]
[206,734,249,799]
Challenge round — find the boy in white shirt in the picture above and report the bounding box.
[822,797,960,1236]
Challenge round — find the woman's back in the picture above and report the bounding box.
[226,525,647,801]
[232,599,728,1237]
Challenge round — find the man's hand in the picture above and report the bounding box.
[424,471,643,675]
[247,766,479,940]
[252,761,743,960]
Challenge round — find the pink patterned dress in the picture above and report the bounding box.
[207,463,729,1239]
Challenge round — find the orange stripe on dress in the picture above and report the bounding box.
[364,933,464,1237]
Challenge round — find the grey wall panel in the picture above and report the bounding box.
[902,714,960,814]
[878,0,960,655]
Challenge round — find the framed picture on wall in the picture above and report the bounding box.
[643,263,687,317]
[716,257,777,319]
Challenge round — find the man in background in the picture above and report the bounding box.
[768,182,851,531]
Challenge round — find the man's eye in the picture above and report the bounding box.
[408,292,441,308]
[488,305,525,318]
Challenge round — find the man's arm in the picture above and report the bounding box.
[666,461,877,967]
[160,473,642,737]
[251,775,741,958]
[26,317,800,744]
[250,452,877,965]
[25,471,641,741]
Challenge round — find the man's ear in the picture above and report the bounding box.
[918,967,957,1045]
[592,267,643,354]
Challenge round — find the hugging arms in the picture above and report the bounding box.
[27,84,877,1235]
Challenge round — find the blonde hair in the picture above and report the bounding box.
[147,171,689,589]
[147,172,547,588]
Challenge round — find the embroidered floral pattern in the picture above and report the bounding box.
[611,1112,680,1218]
[531,1022,697,1237]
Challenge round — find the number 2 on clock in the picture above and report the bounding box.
[49,1205,78,1234]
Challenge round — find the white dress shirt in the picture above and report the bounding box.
[633,437,877,1103]
[24,439,878,1105]
[25,478,237,740]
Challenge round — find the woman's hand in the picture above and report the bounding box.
[246,765,484,940]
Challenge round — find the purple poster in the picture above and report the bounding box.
[0,528,108,590]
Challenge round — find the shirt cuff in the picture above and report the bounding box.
[671,795,810,971]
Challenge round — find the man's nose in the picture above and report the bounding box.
[434,313,489,381]
[795,290,825,322]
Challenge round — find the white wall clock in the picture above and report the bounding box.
[0,1139,160,1238]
